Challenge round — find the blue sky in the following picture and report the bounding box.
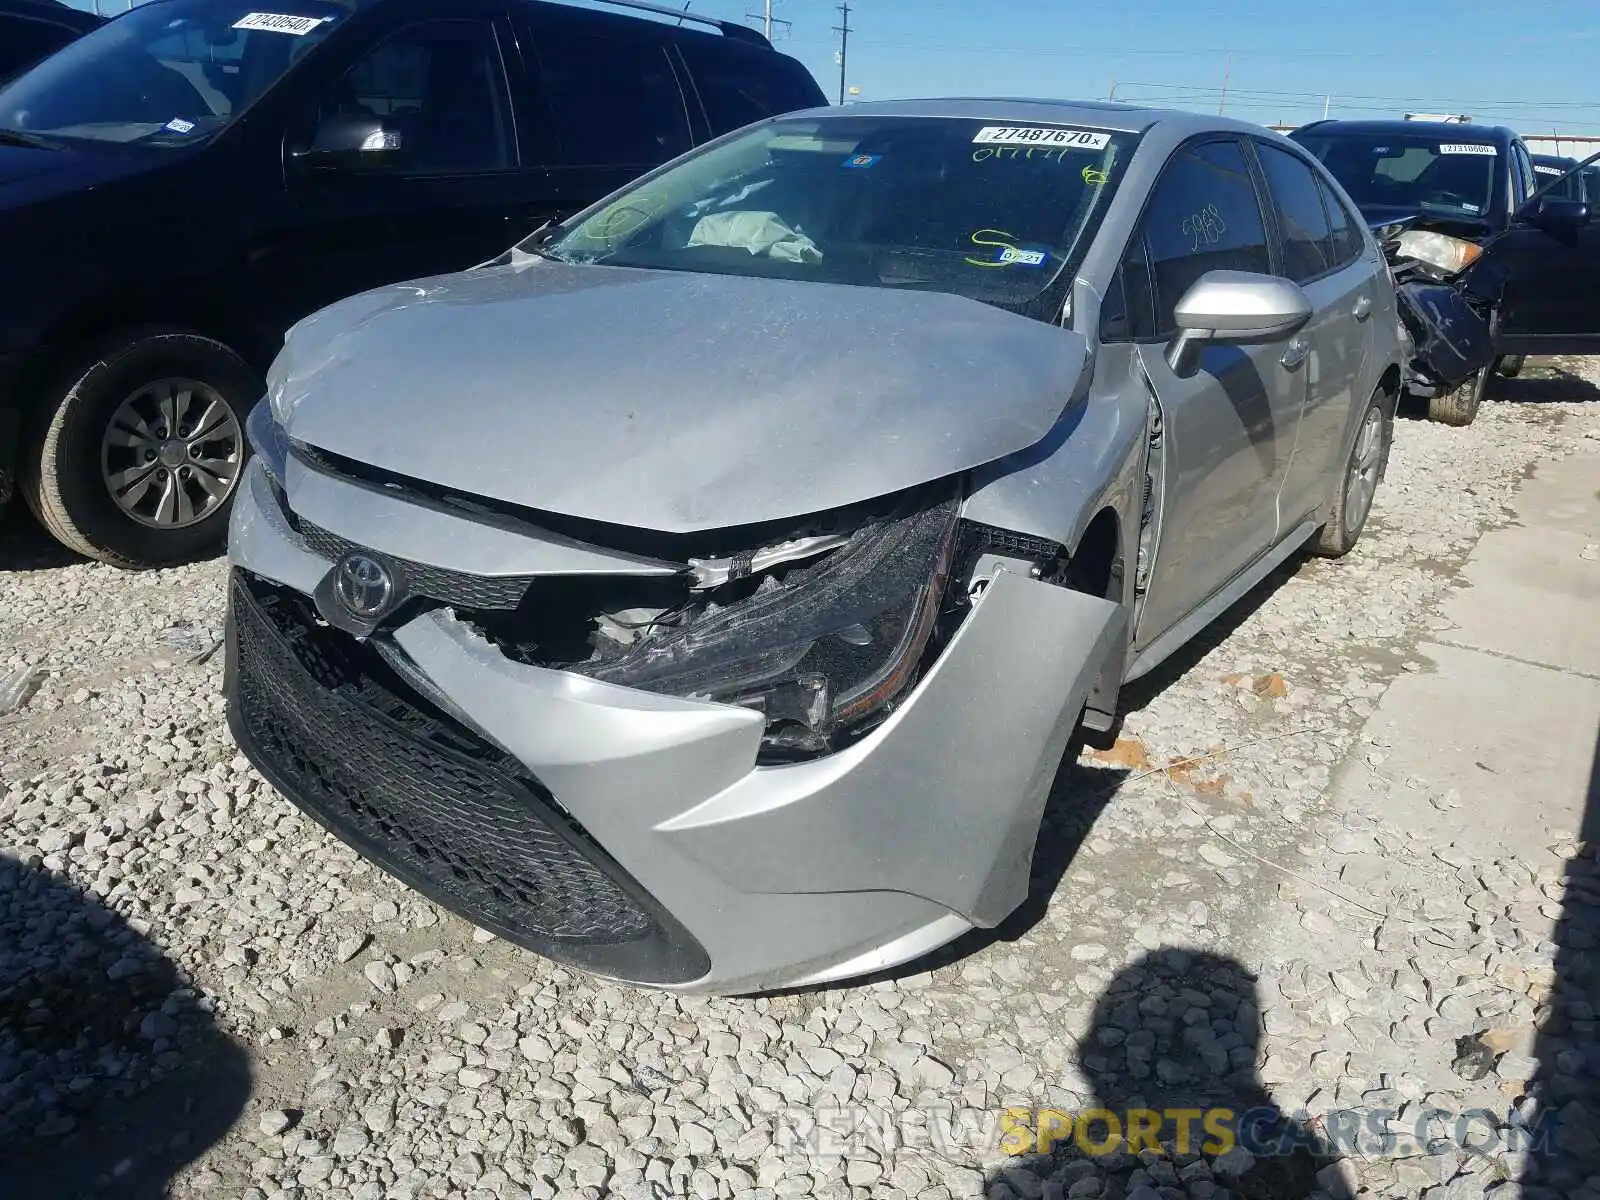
[713,0,1600,132]
[66,0,1600,133]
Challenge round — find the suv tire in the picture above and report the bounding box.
[22,329,259,569]
[1427,364,1488,427]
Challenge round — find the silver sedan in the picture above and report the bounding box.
[226,100,1408,994]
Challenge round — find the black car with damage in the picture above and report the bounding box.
[1294,119,1600,426]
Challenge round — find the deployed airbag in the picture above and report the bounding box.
[686,211,822,263]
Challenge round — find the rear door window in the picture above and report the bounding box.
[1257,142,1335,282]
[1136,137,1273,337]
[531,28,692,167]
[1316,175,1365,267]
[677,42,821,135]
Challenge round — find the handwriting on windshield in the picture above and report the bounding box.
[1182,202,1227,251]
[972,145,1084,165]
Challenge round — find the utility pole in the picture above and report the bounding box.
[834,0,852,105]
[744,0,790,42]
[1217,52,1231,115]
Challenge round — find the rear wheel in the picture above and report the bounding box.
[1496,353,1526,378]
[1427,363,1489,427]
[1316,390,1390,558]
[22,329,257,569]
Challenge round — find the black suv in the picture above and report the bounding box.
[1292,119,1600,425]
[0,0,825,567]
[0,0,101,82]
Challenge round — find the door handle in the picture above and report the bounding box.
[1352,295,1373,321]
[1280,337,1311,370]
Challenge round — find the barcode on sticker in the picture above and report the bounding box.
[973,126,1111,150]
[233,11,327,34]
[1438,143,1496,156]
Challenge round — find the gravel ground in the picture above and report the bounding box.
[2,362,1598,1200]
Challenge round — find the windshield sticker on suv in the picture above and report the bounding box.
[163,118,197,135]
[965,229,1051,269]
[1535,165,1563,175]
[1438,143,1496,156]
[972,126,1111,150]
[842,153,881,169]
[232,12,328,34]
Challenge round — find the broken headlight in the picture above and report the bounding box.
[579,491,961,757]
[1395,230,1484,277]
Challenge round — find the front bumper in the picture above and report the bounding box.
[225,458,1122,993]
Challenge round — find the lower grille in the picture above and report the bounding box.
[225,571,708,985]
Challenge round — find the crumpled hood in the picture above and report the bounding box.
[275,258,1087,533]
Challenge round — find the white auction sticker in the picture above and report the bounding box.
[972,125,1111,150]
[1438,143,1496,156]
[232,11,327,34]
[1535,165,1563,175]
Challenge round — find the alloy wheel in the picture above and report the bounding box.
[1344,405,1384,536]
[99,378,243,530]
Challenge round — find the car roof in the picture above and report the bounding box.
[1292,118,1517,145]
[787,97,1272,138]
[1532,153,1579,166]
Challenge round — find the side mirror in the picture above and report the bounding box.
[1524,195,1590,239]
[293,114,404,172]
[1166,270,1313,373]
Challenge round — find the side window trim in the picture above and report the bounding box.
[1312,172,1364,271]
[663,40,713,144]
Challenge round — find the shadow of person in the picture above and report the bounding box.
[987,948,1333,1200]
[0,852,251,1198]
[1519,724,1600,1197]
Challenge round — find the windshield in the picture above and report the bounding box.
[1297,133,1498,220]
[0,0,344,147]
[540,115,1140,320]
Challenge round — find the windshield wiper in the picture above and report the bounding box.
[0,127,63,151]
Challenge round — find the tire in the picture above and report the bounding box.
[1316,390,1391,558]
[1427,364,1488,427]
[21,329,259,570]
[1496,354,1526,378]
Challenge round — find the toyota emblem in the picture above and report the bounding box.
[333,551,394,620]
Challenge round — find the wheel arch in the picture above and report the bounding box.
[16,288,272,425]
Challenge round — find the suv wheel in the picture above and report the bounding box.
[1426,363,1488,427]
[1316,389,1391,558]
[22,329,258,569]
[1496,354,1526,378]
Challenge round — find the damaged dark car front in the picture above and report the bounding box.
[1296,119,1600,426]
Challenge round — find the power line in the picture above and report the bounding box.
[743,0,791,42]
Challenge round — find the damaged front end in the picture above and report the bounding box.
[454,485,1067,762]
[1374,216,1497,393]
